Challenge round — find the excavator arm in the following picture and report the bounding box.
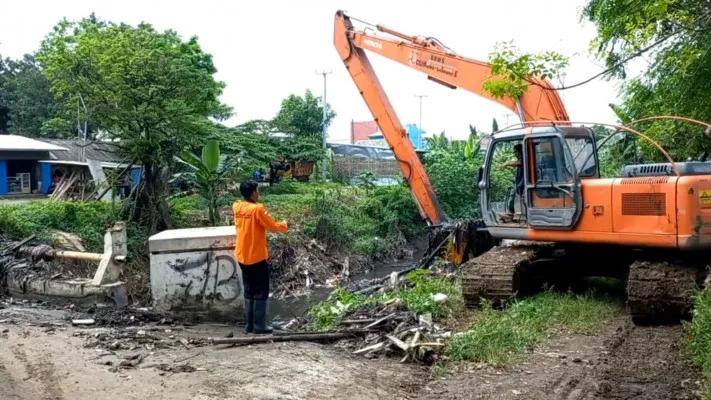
[333,10,569,225]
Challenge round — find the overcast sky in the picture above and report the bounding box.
[1,0,636,142]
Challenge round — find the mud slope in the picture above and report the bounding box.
[416,317,701,400]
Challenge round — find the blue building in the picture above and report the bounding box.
[0,135,68,196]
[366,124,428,150]
[0,135,142,198]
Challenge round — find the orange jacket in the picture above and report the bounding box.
[232,200,288,265]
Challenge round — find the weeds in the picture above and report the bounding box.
[307,269,462,331]
[447,291,621,365]
[684,288,711,399]
[0,200,149,260]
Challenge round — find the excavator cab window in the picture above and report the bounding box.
[566,136,598,178]
[522,133,583,229]
[481,139,527,224]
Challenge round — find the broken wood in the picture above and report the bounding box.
[212,331,366,345]
[386,334,410,352]
[352,342,386,355]
[71,319,96,326]
[1,235,36,256]
[340,319,375,325]
[364,313,395,330]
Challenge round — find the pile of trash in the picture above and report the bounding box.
[332,300,451,365]
[276,267,455,366]
[269,237,369,298]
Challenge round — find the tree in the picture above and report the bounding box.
[0,54,71,136]
[582,0,711,161]
[177,140,236,226]
[492,118,499,132]
[39,15,232,232]
[273,90,335,136]
[272,90,336,163]
[482,42,568,100]
[208,119,278,180]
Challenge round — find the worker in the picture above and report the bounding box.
[499,143,524,219]
[232,180,288,334]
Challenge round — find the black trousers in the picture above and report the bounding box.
[239,260,270,300]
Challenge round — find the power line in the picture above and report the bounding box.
[531,10,711,92]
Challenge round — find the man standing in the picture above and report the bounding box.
[499,143,524,220]
[233,180,288,334]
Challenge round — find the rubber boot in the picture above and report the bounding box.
[243,299,254,334]
[253,299,273,334]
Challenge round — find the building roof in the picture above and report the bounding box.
[0,135,68,152]
[40,139,122,163]
[351,121,379,143]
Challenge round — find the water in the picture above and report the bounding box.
[268,241,428,321]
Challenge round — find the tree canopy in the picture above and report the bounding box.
[38,14,232,231]
[0,54,70,136]
[582,0,711,161]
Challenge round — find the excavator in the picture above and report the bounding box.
[333,10,711,323]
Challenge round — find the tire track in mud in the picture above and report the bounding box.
[593,322,700,400]
[11,344,65,400]
[0,361,23,400]
[414,318,701,400]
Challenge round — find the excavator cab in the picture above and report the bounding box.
[479,126,598,233]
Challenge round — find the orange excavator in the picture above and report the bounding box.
[334,10,711,323]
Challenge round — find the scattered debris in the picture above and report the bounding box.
[212,330,366,346]
[334,302,449,365]
[152,363,198,374]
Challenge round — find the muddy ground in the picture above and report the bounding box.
[0,302,702,400]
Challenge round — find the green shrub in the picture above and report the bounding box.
[423,149,480,219]
[0,200,149,260]
[684,288,711,399]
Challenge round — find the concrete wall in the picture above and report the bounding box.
[149,226,243,322]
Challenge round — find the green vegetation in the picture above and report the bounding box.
[447,292,621,365]
[169,180,422,256]
[684,288,711,399]
[176,140,237,226]
[0,200,149,259]
[583,0,711,162]
[307,269,462,330]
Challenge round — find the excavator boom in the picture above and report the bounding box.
[333,11,569,225]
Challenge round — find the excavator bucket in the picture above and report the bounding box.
[429,219,496,265]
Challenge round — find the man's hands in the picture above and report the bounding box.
[499,159,521,169]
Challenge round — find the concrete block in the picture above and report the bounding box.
[149,227,243,322]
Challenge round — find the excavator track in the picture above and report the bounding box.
[460,244,552,308]
[627,260,705,323]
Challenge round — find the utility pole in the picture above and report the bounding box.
[316,69,332,180]
[414,94,427,131]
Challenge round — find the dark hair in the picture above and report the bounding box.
[240,180,259,199]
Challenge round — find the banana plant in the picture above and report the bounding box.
[175,140,238,226]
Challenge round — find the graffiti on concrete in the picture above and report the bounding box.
[166,252,241,302]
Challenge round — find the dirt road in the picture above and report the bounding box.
[417,317,702,400]
[0,311,420,400]
[0,307,702,400]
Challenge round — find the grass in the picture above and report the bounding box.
[447,291,622,366]
[684,288,711,400]
[307,269,463,331]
